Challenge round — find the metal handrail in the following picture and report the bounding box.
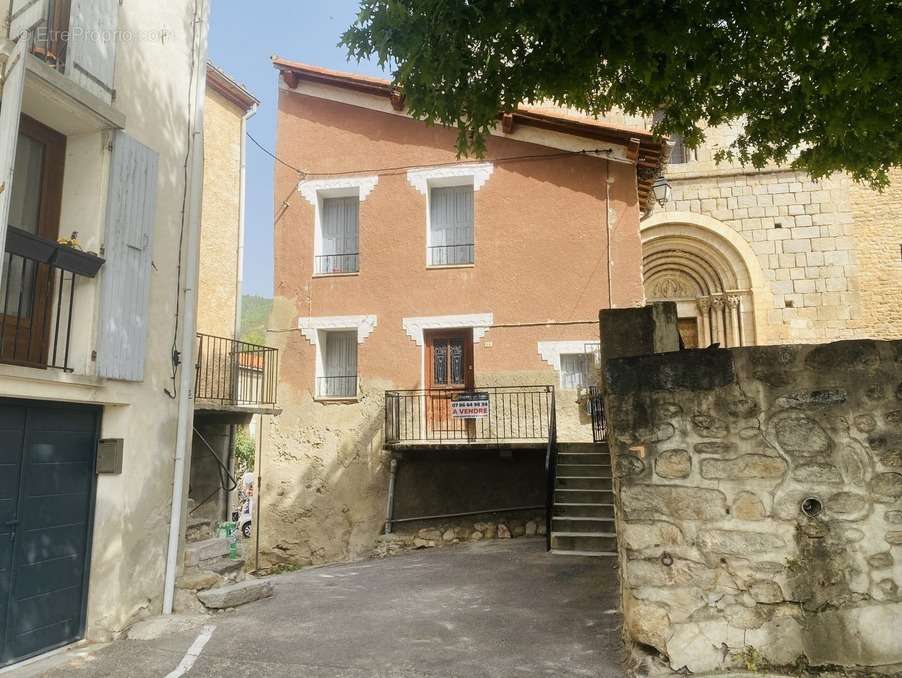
[315,253,359,275]
[384,385,554,445]
[588,386,607,443]
[190,425,238,516]
[544,389,557,551]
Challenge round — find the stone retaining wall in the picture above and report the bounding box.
[604,339,902,674]
[374,515,546,558]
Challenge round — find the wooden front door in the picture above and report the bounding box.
[0,116,66,367]
[425,329,474,439]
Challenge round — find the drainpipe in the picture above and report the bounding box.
[605,159,614,309]
[233,103,258,340]
[163,0,209,616]
[384,457,399,535]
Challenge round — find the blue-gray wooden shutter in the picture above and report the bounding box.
[430,186,473,265]
[8,0,46,39]
[67,0,119,103]
[96,131,158,381]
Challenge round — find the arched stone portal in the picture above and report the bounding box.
[641,212,770,347]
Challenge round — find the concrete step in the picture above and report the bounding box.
[553,502,615,519]
[555,488,614,504]
[551,532,618,553]
[557,443,608,454]
[196,578,273,610]
[186,517,214,543]
[556,477,613,491]
[552,516,616,533]
[550,549,618,558]
[184,537,229,567]
[556,463,611,477]
[557,452,610,464]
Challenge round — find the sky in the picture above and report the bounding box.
[208,0,385,298]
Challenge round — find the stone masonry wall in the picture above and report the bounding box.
[849,168,902,340]
[662,169,862,344]
[604,340,902,673]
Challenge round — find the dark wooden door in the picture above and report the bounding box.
[425,329,474,439]
[0,400,98,666]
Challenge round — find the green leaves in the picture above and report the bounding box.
[341,0,902,188]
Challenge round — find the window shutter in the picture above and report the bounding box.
[0,38,27,278]
[96,131,158,381]
[67,0,119,103]
[322,331,357,397]
[321,197,358,256]
[9,0,45,39]
[430,186,473,265]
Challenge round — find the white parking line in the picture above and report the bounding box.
[164,624,216,678]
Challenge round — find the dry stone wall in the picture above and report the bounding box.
[604,339,902,674]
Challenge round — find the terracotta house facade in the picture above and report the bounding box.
[260,60,664,566]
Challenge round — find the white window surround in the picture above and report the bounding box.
[298,176,378,205]
[298,315,378,345]
[407,164,493,268]
[538,341,601,373]
[402,313,494,347]
[406,163,494,196]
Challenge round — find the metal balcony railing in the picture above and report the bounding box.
[1,227,102,371]
[315,253,358,275]
[428,244,474,266]
[195,334,278,407]
[384,385,554,446]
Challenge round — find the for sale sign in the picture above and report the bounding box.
[451,392,490,419]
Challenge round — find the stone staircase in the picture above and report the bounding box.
[550,442,618,557]
[175,499,272,611]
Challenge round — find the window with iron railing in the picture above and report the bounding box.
[316,196,359,274]
[429,185,474,266]
[316,329,358,398]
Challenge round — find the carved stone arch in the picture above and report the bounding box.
[641,212,772,347]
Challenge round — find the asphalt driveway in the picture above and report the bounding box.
[26,538,624,677]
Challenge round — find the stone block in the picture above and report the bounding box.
[176,570,223,592]
[867,552,894,569]
[624,596,671,655]
[655,449,692,479]
[825,492,870,520]
[732,492,767,521]
[196,578,273,609]
[700,455,787,480]
[805,602,902,667]
[749,579,784,604]
[183,538,229,567]
[791,463,844,485]
[870,473,902,503]
[622,485,728,521]
[697,529,786,555]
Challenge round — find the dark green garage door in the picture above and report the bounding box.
[0,400,99,666]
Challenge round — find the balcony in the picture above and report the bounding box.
[384,385,555,450]
[194,333,280,416]
[1,227,103,371]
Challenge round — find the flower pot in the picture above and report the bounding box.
[4,227,57,263]
[50,246,105,278]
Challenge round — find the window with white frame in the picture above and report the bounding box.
[429,184,474,266]
[559,353,591,390]
[316,195,359,274]
[316,330,358,398]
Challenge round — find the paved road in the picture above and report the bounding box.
[31,539,625,677]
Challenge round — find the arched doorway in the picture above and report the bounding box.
[641,213,769,348]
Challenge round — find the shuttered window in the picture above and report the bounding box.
[96,131,158,381]
[316,197,358,274]
[429,185,474,266]
[560,353,590,390]
[318,330,357,398]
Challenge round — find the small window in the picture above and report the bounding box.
[316,196,359,275]
[317,330,358,398]
[560,353,590,390]
[429,185,474,266]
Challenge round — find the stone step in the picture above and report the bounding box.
[551,532,618,553]
[186,517,214,543]
[196,578,273,610]
[556,477,613,491]
[553,502,615,519]
[184,537,229,567]
[550,549,618,558]
[556,463,612,477]
[552,516,616,533]
[555,488,614,504]
[202,556,246,582]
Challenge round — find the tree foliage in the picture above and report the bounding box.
[343,1,902,187]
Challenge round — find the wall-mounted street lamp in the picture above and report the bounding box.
[652,175,672,207]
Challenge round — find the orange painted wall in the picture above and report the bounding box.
[273,90,645,393]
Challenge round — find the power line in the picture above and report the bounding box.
[246,132,613,180]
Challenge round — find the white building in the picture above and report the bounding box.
[0,0,209,664]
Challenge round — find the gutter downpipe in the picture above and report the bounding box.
[163,0,210,615]
[234,103,258,340]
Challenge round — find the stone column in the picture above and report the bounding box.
[696,298,712,347]
[711,296,725,346]
[727,295,742,347]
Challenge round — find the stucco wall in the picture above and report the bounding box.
[604,340,902,673]
[261,88,647,566]
[197,87,243,339]
[850,168,902,340]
